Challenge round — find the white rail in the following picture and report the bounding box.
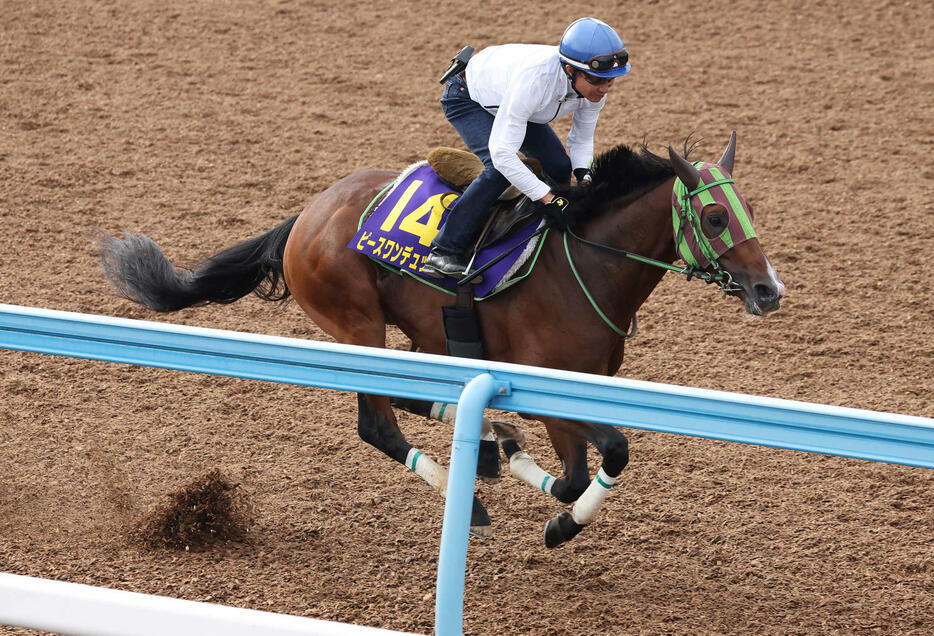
[0,572,415,636]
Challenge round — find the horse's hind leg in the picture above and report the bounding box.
[358,394,492,536]
[390,397,502,483]
[283,203,492,536]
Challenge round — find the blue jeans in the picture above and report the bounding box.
[431,75,571,256]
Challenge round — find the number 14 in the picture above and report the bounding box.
[379,180,458,246]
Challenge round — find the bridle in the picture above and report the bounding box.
[670,162,754,293]
[563,167,750,338]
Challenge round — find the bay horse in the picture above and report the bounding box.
[93,132,784,548]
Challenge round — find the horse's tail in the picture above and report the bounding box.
[91,215,298,312]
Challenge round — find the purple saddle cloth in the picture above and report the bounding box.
[347,162,542,297]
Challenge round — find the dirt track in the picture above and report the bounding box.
[1,1,932,634]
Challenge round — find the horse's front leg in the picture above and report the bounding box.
[544,420,629,548]
[495,418,588,503]
[498,416,629,548]
[357,394,492,536]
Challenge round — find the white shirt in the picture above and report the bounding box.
[464,44,605,201]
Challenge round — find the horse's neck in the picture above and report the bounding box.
[557,178,677,344]
[584,177,677,263]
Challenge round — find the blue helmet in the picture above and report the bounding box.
[559,17,631,79]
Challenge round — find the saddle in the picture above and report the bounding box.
[427,147,541,250]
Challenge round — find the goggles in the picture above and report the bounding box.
[581,73,614,86]
[587,50,628,73]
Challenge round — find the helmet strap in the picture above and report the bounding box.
[563,64,585,99]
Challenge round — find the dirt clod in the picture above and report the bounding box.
[135,470,253,551]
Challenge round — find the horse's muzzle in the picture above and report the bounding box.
[739,264,785,315]
[751,281,783,314]
[725,258,785,316]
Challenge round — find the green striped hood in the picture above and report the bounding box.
[670,162,757,269]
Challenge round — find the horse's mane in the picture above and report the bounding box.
[552,143,676,221]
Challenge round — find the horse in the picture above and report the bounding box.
[93,132,785,548]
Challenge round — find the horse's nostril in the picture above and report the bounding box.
[755,283,776,302]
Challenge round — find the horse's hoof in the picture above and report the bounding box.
[543,512,583,549]
[470,495,492,537]
[469,524,492,538]
[476,439,502,483]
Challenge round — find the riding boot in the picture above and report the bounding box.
[422,247,469,279]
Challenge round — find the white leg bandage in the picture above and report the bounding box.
[430,403,495,441]
[508,451,556,495]
[405,448,448,496]
[570,468,617,525]
[429,402,455,423]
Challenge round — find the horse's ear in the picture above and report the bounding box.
[718,130,736,175]
[668,145,701,190]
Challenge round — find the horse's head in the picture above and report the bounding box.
[668,132,786,315]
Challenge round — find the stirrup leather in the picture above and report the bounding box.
[475,196,538,250]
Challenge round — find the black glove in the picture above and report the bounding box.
[539,196,573,230]
[573,168,591,185]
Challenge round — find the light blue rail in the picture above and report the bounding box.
[1,304,932,636]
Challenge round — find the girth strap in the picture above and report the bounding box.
[442,284,484,359]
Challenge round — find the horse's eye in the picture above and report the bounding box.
[709,214,727,229]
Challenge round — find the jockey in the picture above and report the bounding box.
[421,17,631,279]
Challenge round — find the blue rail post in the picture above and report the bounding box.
[434,373,502,636]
